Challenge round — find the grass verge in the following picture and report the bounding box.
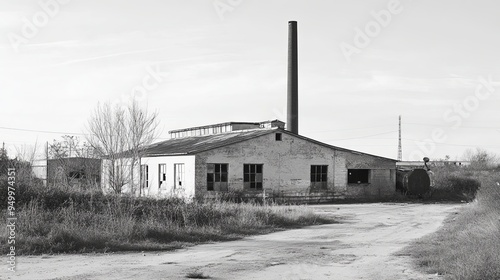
[0,185,334,255]
[400,170,500,279]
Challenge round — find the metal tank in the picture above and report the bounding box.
[396,157,433,196]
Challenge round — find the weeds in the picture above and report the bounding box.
[185,271,211,279]
[403,169,500,279]
[430,166,481,201]
[0,184,334,255]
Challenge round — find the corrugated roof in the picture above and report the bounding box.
[141,128,277,156]
[169,121,260,133]
[141,127,396,162]
[168,120,285,133]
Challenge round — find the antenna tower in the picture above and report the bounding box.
[397,115,402,161]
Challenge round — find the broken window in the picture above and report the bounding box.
[348,169,370,184]
[158,164,166,188]
[207,163,228,191]
[174,163,184,188]
[140,164,149,189]
[311,165,328,189]
[69,170,84,179]
[244,164,263,190]
[275,133,282,141]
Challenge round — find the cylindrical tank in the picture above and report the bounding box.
[396,168,431,196]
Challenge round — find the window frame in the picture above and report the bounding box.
[243,164,263,190]
[207,163,229,191]
[174,163,185,189]
[347,169,371,184]
[140,164,149,189]
[158,163,166,188]
[310,165,328,189]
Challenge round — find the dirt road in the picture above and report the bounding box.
[8,203,460,280]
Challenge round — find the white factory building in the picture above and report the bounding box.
[101,120,397,200]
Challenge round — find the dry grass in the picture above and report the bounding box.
[185,271,211,279]
[0,186,334,255]
[402,170,500,280]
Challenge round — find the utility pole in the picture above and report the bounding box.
[398,115,402,161]
[46,141,49,187]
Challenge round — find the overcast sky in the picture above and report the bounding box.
[1,0,499,161]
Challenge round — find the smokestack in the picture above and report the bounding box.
[287,21,298,134]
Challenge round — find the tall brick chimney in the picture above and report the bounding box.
[287,21,298,134]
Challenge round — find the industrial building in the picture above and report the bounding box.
[128,120,397,200]
[101,21,398,201]
[47,157,101,189]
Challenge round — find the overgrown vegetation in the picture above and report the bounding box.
[0,183,334,255]
[185,271,211,279]
[430,165,482,201]
[401,168,500,279]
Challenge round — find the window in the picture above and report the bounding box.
[69,170,84,179]
[244,164,263,190]
[275,133,282,141]
[158,164,166,188]
[207,163,228,191]
[140,164,149,189]
[348,169,370,184]
[174,163,184,188]
[311,165,328,189]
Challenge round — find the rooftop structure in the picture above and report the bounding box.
[169,120,285,139]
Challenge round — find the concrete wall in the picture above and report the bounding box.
[194,131,396,199]
[47,157,101,188]
[336,150,396,199]
[100,155,195,200]
[141,155,196,200]
[100,158,137,195]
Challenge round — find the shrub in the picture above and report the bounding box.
[404,171,500,279]
[430,167,481,201]
[0,186,334,255]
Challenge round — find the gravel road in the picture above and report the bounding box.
[8,203,461,280]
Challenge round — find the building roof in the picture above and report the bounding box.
[169,121,259,133]
[142,128,276,156]
[168,120,285,134]
[141,127,397,162]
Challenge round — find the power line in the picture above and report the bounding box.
[0,126,171,140]
[303,124,394,134]
[0,126,87,136]
[325,130,398,141]
[402,138,500,148]
[405,122,500,129]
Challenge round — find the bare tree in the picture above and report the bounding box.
[13,141,41,186]
[126,100,159,195]
[48,135,100,190]
[85,101,159,194]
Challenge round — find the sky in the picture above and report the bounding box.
[1,0,500,162]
